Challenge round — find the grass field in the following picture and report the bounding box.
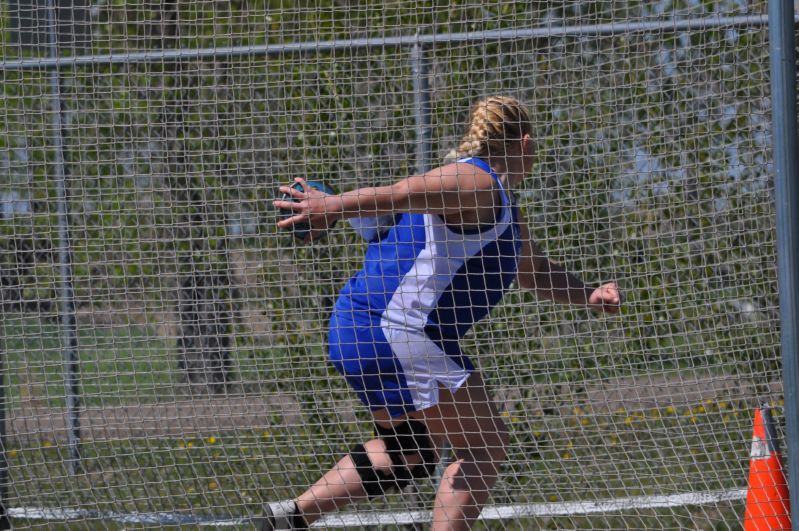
[3,315,759,529]
[5,316,178,408]
[4,394,756,529]
[6,422,748,529]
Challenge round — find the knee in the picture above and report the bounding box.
[483,418,510,464]
[349,420,439,499]
[495,422,510,462]
[456,445,505,476]
[455,421,510,470]
[361,438,394,473]
[447,444,505,493]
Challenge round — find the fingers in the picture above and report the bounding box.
[274,178,335,242]
[276,212,307,230]
[274,177,329,208]
[273,199,303,215]
[273,178,310,228]
[589,283,623,314]
[277,180,308,200]
[603,284,621,306]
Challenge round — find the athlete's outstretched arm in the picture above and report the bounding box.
[273,163,498,236]
[516,222,622,313]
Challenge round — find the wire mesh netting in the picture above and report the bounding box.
[0,1,784,529]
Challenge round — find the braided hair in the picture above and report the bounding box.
[456,96,532,159]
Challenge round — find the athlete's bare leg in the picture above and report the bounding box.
[294,412,436,525]
[289,372,506,530]
[410,373,509,531]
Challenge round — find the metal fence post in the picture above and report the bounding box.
[768,1,799,528]
[411,39,454,482]
[405,41,439,530]
[412,40,432,175]
[0,334,9,529]
[47,0,81,475]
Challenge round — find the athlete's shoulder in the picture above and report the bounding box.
[431,160,495,190]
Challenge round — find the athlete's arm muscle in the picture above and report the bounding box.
[274,163,499,232]
[517,223,623,312]
[337,163,496,218]
[516,222,593,305]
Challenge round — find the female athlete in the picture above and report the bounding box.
[266,95,622,530]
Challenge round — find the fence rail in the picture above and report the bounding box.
[0,14,790,71]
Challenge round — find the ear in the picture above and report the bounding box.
[521,134,534,154]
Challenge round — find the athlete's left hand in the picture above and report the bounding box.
[587,282,622,313]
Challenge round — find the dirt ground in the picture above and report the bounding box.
[8,394,307,442]
[7,373,782,442]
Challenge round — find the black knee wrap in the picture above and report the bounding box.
[349,420,437,499]
[350,443,387,498]
[375,420,437,482]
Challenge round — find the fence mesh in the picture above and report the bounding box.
[0,1,781,528]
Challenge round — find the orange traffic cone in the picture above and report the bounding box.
[743,404,791,530]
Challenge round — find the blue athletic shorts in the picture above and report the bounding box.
[328,310,473,418]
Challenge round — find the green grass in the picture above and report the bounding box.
[2,315,760,529]
[3,400,756,529]
[4,315,178,408]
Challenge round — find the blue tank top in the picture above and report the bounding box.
[334,157,522,341]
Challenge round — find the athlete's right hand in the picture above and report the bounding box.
[274,178,340,243]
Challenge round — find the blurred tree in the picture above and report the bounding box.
[156,0,236,394]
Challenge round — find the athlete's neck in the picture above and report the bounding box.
[484,156,525,190]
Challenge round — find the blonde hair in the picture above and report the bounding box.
[456,95,533,159]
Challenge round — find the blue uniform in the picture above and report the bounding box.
[329,158,522,417]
